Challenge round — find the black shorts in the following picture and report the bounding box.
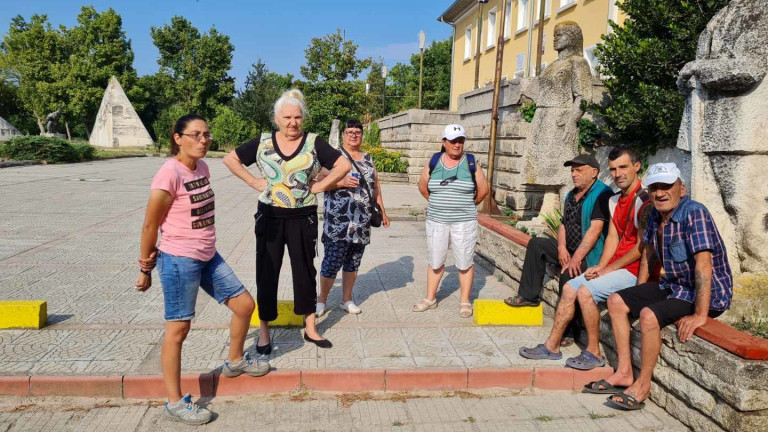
[616,282,723,328]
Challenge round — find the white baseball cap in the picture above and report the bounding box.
[443,124,466,141]
[646,162,682,186]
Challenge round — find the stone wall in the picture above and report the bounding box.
[475,220,768,431]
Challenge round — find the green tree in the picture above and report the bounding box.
[386,37,452,113]
[233,59,293,135]
[596,0,730,155]
[300,29,371,138]
[365,60,390,120]
[0,73,35,133]
[0,14,67,132]
[150,17,235,119]
[210,105,252,151]
[62,6,138,136]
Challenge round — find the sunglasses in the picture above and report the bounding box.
[440,175,458,186]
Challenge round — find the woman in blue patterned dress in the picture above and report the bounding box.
[316,119,390,317]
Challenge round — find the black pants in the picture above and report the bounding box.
[255,209,318,321]
[518,237,586,336]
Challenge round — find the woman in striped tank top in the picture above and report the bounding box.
[415,124,488,318]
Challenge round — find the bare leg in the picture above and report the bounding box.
[224,292,255,362]
[304,313,325,341]
[617,307,659,403]
[318,275,334,305]
[341,271,358,303]
[457,266,474,304]
[604,293,634,387]
[426,265,444,301]
[162,320,191,403]
[258,320,270,347]
[543,283,578,353]
[577,286,603,358]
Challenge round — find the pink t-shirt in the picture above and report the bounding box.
[151,158,216,261]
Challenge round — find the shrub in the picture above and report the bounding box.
[210,106,254,151]
[361,122,407,173]
[70,142,96,161]
[540,209,563,238]
[0,136,91,163]
[577,118,601,152]
[519,102,537,123]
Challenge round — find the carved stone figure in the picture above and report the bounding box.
[520,21,593,211]
[45,107,62,134]
[677,0,768,274]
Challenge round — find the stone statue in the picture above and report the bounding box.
[45,107,63,135]
[677,0,768,274]
[520,21,593,211]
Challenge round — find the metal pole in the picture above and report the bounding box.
[525,0,536,77]
[482,0,507,215]
[535,0,546,76]
[473,1,485,89]
[418,30,425,109]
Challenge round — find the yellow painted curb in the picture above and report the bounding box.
[473,299,542,326]
[0,300,47,329]
[251,300,303,327]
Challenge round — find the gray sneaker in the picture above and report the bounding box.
[164,394,213,426]
[222,352,270,377]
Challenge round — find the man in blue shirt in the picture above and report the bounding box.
[603,163,733,411]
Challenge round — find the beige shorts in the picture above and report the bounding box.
[425,219,478,271]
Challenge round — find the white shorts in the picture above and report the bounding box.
[426,219,478,271]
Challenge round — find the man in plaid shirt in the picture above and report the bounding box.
[602,163,733,411]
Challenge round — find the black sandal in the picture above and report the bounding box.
[504,295,541,307]
[607,391,646,410]
[583,379,626,394]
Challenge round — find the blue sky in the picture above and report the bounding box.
[0,0,454,89]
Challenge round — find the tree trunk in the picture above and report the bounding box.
[34,113,44,134]
[85,125,91,139]
[65,121,72,141]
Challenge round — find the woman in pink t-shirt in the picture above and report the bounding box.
[135,115,268,426]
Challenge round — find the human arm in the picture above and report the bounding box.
[473,164,489,205]
[585,217,618,280]
[636,242,653,285]
[562,219,604,278]
[678,57,767,93]
[557,223,570,267]
[136,189,173,291]
[222,150,267,191]
[373,169,390,228]
[417,163,431,201]
[677,250,713,342]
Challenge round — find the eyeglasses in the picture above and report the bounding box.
[447,138,465,145]
[180,132,213,141]
[345,131,363,137]
[440,175,458,186]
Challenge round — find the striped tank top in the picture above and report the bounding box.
[426,154,477,223]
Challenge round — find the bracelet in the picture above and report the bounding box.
[140,269,151,276]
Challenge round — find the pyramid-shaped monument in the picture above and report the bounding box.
[90,76,153,148]
[0,116,22,141]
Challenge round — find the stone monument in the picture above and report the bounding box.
[89,76,153,148]
[520,21,593,214]
[0,116,22,141]
[677,0,768,274]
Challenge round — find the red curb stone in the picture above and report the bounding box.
[0,376,30,396]
[124,374,215,399]
[695,318,768,360]
[385,369,468,392]
[467,368,532,389]
[302,369,385,392]
[533,368,574,390]
[478,214,531,247]
[30,376,122,397]
[572,366,614,390]
[211,371,300,396]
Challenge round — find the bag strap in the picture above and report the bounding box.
[618,192,639,243]
[428,152,442,175]
[341,147,375,200]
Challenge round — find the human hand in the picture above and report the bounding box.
[676,314,707,342]
[382,213,390,228]
[558,247,571,267]
[561,257,583,278]
[247,178,267,192]
[337,176,359,189]
[562,126,578,144]
[136,272,152,292]
[138,249,157,272]
[584,266,603,280]
[309,180,323,194]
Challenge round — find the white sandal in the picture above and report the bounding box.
[412,298,437,312]
[459,302,473,318]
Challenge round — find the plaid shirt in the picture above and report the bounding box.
[642,196,733,311]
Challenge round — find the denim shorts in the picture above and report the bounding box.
[157,250,246,321]
[566,268,637,303]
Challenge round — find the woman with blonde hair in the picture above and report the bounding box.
[224,89,351,350]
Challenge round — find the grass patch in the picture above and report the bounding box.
[408,210,422,217]
[288,388,312,402]
[441,390,482,399]
[496,274,504,282]
[387,353,405,358]
[392,420,406,426]
[534,415,554,422]
[462,416,476,423]
[589,412,615,420]
[337,392,374,408]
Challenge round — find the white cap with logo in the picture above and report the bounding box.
[443,124,466,141]
[645,162,682,186]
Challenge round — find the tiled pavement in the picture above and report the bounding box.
[0,392,688,431]
[0,157,582,375]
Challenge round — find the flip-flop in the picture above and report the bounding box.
[607,391,646,410]
[504,295,541,307]
[582,379,627,394]
[566,350,606,370]
[519,344,563,360]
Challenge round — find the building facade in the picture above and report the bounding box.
[438,0,625,110]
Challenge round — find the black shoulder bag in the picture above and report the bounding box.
[341,148,383,228]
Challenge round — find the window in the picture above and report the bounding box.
[584,44,599,76]
[504,0,512,38]
[516,0,529,32]
[516,52,525,77]
[487,8,497,48]
[464,25,472,60]
[534,0,552,23]
[558,0,577,12]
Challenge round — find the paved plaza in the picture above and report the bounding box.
[0,391,688,431]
